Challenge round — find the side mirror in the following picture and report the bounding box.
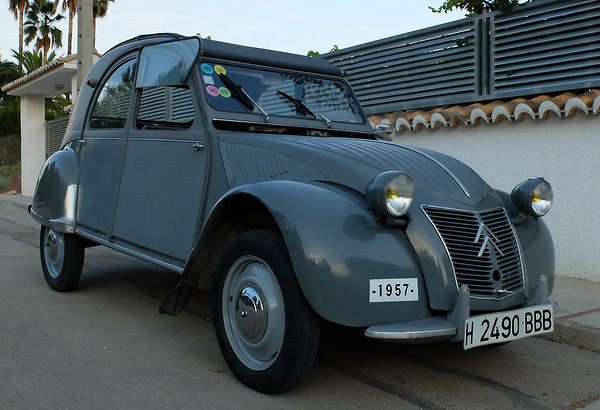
[374,123,394,141]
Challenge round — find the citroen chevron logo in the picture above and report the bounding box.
[474,222,505,258]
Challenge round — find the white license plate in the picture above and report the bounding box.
[369,278,418,302]
[464,304,553,349]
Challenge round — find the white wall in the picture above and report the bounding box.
[390,113,600,282]
[20,95,46,196]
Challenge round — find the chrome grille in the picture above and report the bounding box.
[422,206,524,298]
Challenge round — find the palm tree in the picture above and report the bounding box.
[93,0,114,48]
[0,59,23,90]
[54,0,113,53]
[7,0,30,69]
[24,0,64,61]
[56,0,77,55]
[12,49,57,73]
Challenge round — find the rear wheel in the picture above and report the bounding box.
[40,225,85,292]
[213,230,320,393]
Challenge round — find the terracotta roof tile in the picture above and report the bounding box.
[1,51,101,93]
[1,55,78,92]
[369,90,600,132]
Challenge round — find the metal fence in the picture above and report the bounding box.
[45,116,70,158]
[322,0,600,114]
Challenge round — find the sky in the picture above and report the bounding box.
[1,0,466,62]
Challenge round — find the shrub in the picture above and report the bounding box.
[0,104,20,136]
[0,134,20,165]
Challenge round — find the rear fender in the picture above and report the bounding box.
[29,147,79,233]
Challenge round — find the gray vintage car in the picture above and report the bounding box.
[30,33,555,393]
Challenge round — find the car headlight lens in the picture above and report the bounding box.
[366,172,414,218]
[511,178,553,217]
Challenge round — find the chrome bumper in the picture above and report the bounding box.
[364,317,456,342]
[364,275,552,343]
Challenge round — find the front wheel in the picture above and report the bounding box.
[40,225,85,292]
[213,230,320,393]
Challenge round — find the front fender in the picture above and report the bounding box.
[29,147,79,233]
[515,216,555,298]
[235,180,429,327]
[494,189,555,298]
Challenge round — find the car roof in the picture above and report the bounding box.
[105,33,345,77]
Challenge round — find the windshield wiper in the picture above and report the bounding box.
[219,73,269,122]
[276,90,316,118]
[277,90,332,128]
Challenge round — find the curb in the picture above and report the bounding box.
[539,318,600,353]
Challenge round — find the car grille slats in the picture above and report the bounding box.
[422,206,524,298]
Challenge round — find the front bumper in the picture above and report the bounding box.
[365,274,554,346]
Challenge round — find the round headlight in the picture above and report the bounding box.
[366,172,414,218]
[511,178,553,217]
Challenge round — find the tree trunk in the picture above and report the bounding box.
[67,13,73,55]
[18,8,24,70]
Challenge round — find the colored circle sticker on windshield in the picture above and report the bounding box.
[214,65,226,75]
[207,85,219,97]
[219,87,231,98]
[201,63,214,75]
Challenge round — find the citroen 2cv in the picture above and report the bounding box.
[29,33,555,393]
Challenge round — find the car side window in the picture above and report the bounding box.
[90,59,137,129]
[136,85,195,129]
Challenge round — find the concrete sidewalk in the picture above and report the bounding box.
[543,276,600,353]
[2,193,599,353]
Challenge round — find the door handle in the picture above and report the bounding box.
[192,142,204,151]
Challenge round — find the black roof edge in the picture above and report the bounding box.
[104,33,344,78]
[199,39,344,77]
[105,32,183,54]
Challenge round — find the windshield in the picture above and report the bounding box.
[199,61,365,124]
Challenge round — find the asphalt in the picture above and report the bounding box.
[2,193,599,354]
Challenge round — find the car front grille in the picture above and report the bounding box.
[422,206,524,298]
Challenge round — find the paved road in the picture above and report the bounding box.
[1,198,599,409]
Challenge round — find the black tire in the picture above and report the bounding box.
[212,230,320,393]
[40,225,85,292]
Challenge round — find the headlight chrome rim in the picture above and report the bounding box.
[366,171,414,219]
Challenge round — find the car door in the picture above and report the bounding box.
[76,57,137,236]
[110,78,208,265]
[105,38,207,267]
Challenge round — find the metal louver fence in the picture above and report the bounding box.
[322,0,600,114]
[45,116,70,157]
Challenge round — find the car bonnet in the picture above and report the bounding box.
[219,135,489,206]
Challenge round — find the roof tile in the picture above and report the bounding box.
[369,90,600,132]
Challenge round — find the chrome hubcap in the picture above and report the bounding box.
[222,255,285,371]
[43,228,64,279]
[235,285,267,343]
[47,230,58,262]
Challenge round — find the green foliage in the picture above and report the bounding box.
[307,45,339,57]
[93,0,115,19]
[0,134,21,191]
[45,94,71,120]
[0,135,21,166]
[0,59,23,137]
[12,49,57,73]
[0,59,23,89]
[0,160,20,192]
[429,0,531,16]
[24,0,64,59]
[0,104,20,136]
[0,162,21,177]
